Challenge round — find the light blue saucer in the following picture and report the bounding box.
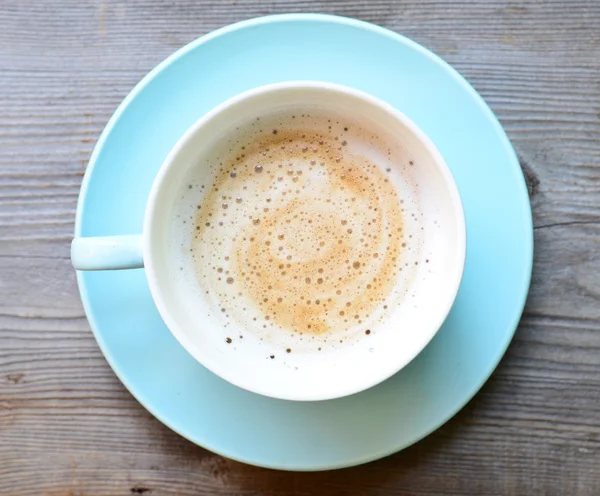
[75,14,533,470]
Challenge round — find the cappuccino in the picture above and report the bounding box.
[179,106,423,354]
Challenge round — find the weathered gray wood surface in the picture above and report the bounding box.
[1,0,599,494]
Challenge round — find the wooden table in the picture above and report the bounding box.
[1,1,599,494]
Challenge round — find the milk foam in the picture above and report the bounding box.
[174,107,424,356]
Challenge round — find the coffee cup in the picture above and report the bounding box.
[72,82,465,401]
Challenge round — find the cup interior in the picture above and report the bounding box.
[144,82,465,401]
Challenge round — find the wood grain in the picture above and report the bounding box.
[1,0,599,494]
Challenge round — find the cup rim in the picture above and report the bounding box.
[143,81,466,401]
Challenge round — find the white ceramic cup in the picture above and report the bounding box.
[72,82,466,401]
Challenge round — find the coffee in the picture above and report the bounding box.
[182,107,422,352]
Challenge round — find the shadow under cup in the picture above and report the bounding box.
[144,83,465,401]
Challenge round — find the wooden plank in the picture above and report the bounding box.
[1,0,599,494]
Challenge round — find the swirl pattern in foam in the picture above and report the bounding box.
[184,108,422,352]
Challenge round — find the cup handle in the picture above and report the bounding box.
[71,235,144,271]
